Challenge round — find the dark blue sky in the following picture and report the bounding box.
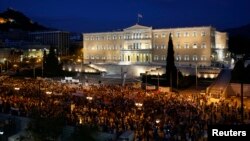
[1,0,250,33]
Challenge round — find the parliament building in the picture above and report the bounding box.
[83,24,229,67]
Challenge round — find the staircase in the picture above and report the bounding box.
[208,69,231,99]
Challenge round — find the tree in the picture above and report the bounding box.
[231,59,246,83]
[44,46,62,76]
[165,34,177,87]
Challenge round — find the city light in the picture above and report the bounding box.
[155,119,160,124]
[46,91,52,95]
[14,87,20,91]
[135,102,143,107]
[86,96,93,100]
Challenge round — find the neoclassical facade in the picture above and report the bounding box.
[83,24,229,67]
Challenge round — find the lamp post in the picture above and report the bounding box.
[145,71,148,94]
[195,63,198,90]
[157,72,160,90]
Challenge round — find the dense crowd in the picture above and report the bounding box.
[0,76,249,141]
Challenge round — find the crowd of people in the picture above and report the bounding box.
[0,75,249,141]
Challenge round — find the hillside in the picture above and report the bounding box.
[0,8,50,31]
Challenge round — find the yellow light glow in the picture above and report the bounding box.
[209,74,215,79]
[46,91,52,95]
[14,87,20,91]
[86,96,93,100]
[204,74,208,79]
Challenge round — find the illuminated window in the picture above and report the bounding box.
[176,32,181,38]
[201,31,206,36]
[184,43,189,49]
[184,32,189,37]
[154,55,158,61]
[193,55,198,61]
[184,55,189,61]
[176,55,181,61]
[161,55,166,60]
[201,55,206,61]
[176,44,181,49]
[193,32,197,37]
[193,43,197,49]
[201,43,206,48]
[162,33,166,38]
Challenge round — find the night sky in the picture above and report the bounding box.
[1,0,250,33]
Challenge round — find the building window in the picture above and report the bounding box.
[201,31,206,36]
[113,35,116,40]
[161,45,165,49]
[162,33,166,38]
[193,55,198,61]
[201,43,206,48]
[176,55,181,61]
[201,55,207,61]
[193,32,197,37]
[176,44,181,49]
[193,43,197,49]
[137,55,139,62]
[154,55,158,61]
[184,55,189,61]
[184,32,189,37]
[161,55,166,61]
[176,32,181,38]
[184,43,189,49]
[154,34,158,38]
[146,55,149,62]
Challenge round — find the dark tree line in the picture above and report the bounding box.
[43,46,63,77]
[231,59,250,84]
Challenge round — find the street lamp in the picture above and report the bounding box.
[195,63,198,89]
[145,71,148,94]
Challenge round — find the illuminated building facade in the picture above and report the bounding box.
[83,24,229,67]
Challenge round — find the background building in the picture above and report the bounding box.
[83,24,229,67]
[29,31,70,56]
